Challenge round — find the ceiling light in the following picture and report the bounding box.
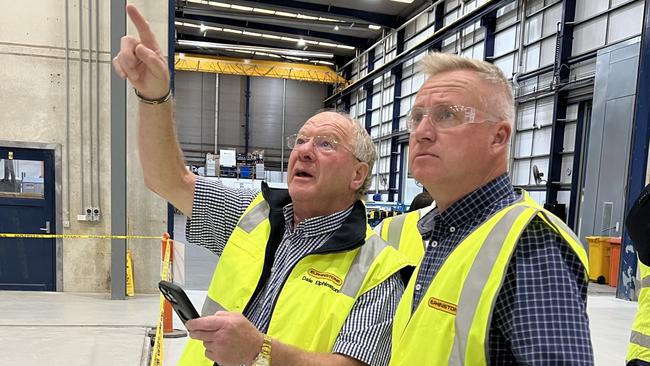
[368,24,381,30]
[318,42,338,48]
[211,2,231,8]
[297,39,306,46]
[223,28,242,34]
[200,24,207,32]
[178,39,334,58]
[284,55,308,61]
[336,45,355,50]
[390,0,415,3]
[253,8,275,14]
[231,5,253,11]
[297,14,318,20]
[334,25,339,31]
[275,11,297,17]
[243,31,262,37]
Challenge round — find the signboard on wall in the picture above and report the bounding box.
[220,149,236,167]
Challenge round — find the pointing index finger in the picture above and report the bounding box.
[126,4,160,51]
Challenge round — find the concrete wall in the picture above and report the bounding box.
[0,0,167,293]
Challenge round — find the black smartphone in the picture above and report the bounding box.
[158,280,200,325]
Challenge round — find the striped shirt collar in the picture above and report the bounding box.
[282,203,354,238]
[417,173,515,236]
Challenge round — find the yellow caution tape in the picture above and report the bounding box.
[0,233,160,239]
[126,250,135,297]
[151,240,172,366]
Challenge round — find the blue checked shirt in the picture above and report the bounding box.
[186,177,404,365]
[413,174,593,365]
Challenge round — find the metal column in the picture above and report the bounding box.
[482,11,497,61]
[546,0,576,209]
[364,83,374,134]
[244,76,251,155]
[110,0,127,300]
[567,101,588,229]
[167,0,176,240]
[388,29,405,202]
[619,0,650,300]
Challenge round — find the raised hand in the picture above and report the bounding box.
[112,4,169,100]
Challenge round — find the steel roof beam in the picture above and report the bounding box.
[242,0,403,28]
[177,11,371,48]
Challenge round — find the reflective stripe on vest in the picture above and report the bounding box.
[201,296,226,316]
[340,235,388,297]
[450,205,533,364]
[387,213,408,250]
[642,276,650,289]
[237,200,270,233]
[631,330,650,348]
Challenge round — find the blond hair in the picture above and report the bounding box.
[420,52,515,124]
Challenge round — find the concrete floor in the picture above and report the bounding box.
[0,215,639,365]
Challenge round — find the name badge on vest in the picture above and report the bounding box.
[428,297,457,315]
[302,268,343,293]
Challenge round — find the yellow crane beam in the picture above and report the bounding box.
[174,54,348,86]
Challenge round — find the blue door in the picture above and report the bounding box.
[0,147,56,291]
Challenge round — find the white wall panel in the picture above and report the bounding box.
[540,37,556,67]
[575,0,609,22]
[607,2,644,44]
[536,98,554,126]
[524,43,541,72]
[515,131,534,158]
[542,3,562,37]
[560,155,574,184]
[513,160,531,185]
[494,26,518,57]
[496,1,519,31]
[517,103,536,130]
[525,14,542,43]
[564,122,577,152]
[494,54,516,77]
[572,15,607,55]
[532,127,552,155]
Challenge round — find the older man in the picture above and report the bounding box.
[113,4,409,366]
[386,53,593,365]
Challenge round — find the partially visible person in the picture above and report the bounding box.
[112,4,410,366]
[408,191,434,212]
[388,52,593,365]
[375,191,435,264]
[626,183,650,366]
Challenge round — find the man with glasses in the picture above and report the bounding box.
[113,5,410,366]
[385,53,593,365]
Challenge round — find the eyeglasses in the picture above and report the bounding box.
[286,133,356,157]
[407,104,494,132]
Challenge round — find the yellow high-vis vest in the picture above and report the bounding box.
[179,186,410,366]
[389,195,589,366]
[627,261,650,362]
[378,207,431,265]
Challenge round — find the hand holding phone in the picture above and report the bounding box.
[158,280,200,325]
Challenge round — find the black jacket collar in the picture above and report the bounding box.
[261,182,367,253]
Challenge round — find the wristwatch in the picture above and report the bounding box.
[251,334,272,366]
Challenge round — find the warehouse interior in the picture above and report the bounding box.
[1,0,650,365]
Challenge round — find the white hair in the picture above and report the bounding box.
[320,109,377,199]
